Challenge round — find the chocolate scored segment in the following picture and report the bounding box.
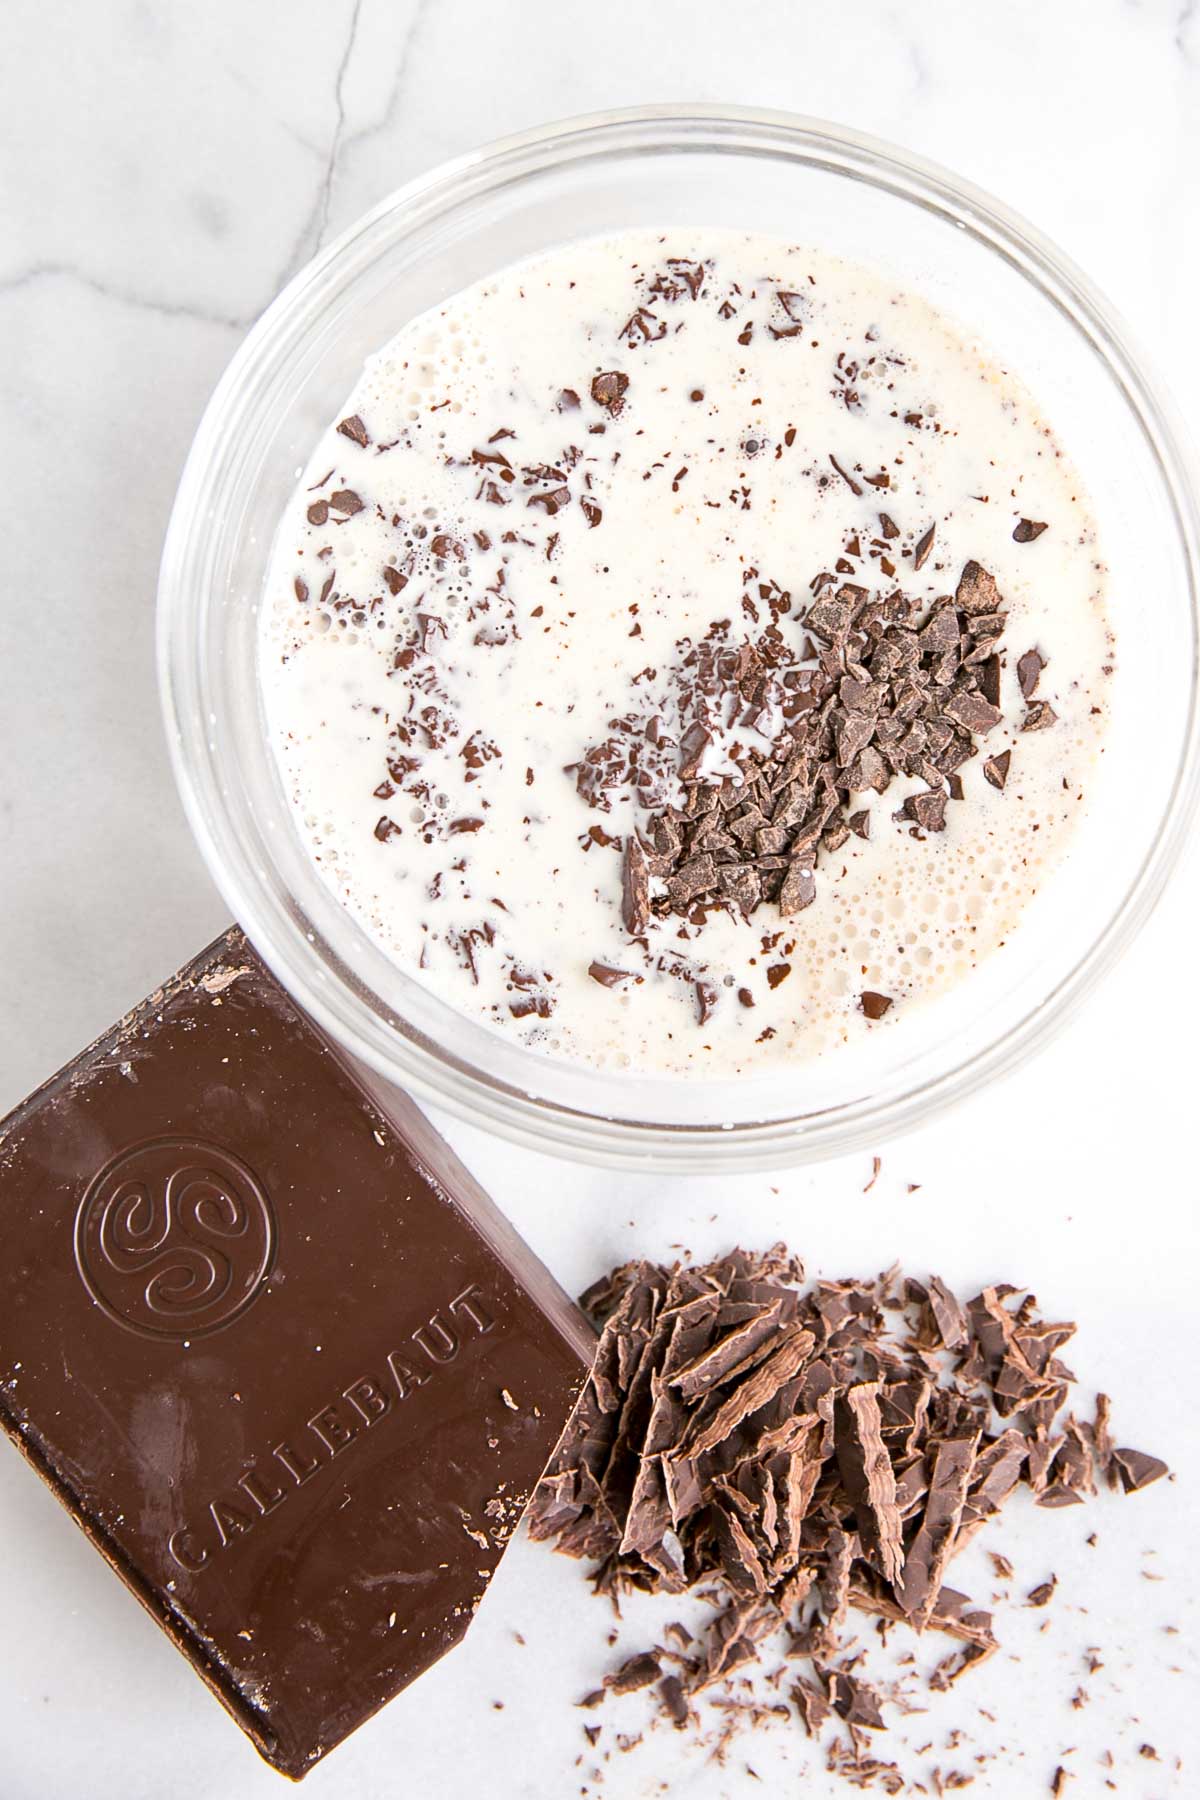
[0,928,591,1779]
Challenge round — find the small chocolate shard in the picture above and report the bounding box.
[897,788,948,833]
[680,1329,816,1459]
[1014,518,1048,542]
[926,1276,969,1350]
[895,1432,978,1626]
[621,835,651,937]
[859,991,893,1020]
[835,1383,905,1588]
[591,371,630,415]
[792,1676,831,1736]
[694,978,718,1026]
[824,1665,887,1729]
[1026,1575,1057,1607]
[955,560,1002,615]
[913,524,937,571]
[983,750,1012,791]
[337,413,370,447]
[1022,700,1058,732]
[588,961,637,989]
[1110,1447,1169,1493]
[779,852,816,915]
[606,1651,661,1695]
[658,1675,689,1727]
[1017,648,1046,699]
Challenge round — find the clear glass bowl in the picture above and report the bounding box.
[158,106,1200,1171]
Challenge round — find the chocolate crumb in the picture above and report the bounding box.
[1014,518,1049,543]
[860,991,893,1020]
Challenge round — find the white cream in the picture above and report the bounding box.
[259,231,1110,1077]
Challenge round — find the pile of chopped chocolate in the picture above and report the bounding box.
[528,1249,1166,1790]
[569,559,1052,936]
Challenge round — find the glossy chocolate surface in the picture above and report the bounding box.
[0,929,590,1777]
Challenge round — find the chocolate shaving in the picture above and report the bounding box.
[621,835,650,937]
[836,1384,905,1587]
[894,1434,977,1626]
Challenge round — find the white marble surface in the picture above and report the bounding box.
[2,2,1199,1795]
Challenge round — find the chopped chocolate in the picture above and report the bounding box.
[792,1676,832,1736]
[607,1651,662,1694]
[588,961,638,989]
[658,1675,690,1727]
[836,1384,905,1587]
[913,523,937,571]
[983,750,1012,791]
[894,1432,978,1624]
[1022,700,1058,732]
[590,559,1015,958]
[825,1665,887,1730]
[859,992,893,1021]
[1109,1447,1169,1493]
[591,370,630,416]
[927,1276,970,1350]
[1013,518,1048,542]
[622,834,651,937]
[1017,648,1046,699]
[531,1245,1167,1781]
[336,413,370,447]
[896,788,947,833]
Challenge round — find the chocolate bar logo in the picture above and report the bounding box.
[165,1283,499,1576]
[74,1137,276,1342]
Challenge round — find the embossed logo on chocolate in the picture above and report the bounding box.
[74,1137,276,1341]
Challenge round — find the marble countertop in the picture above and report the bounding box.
[2,2,1198,1795]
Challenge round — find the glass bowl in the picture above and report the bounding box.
[158,106,1200,1171]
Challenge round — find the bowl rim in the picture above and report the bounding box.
[158,104,1200,1171]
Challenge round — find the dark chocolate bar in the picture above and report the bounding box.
[0,929,591,1778]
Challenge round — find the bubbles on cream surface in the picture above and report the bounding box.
[260,231,1111,1077]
